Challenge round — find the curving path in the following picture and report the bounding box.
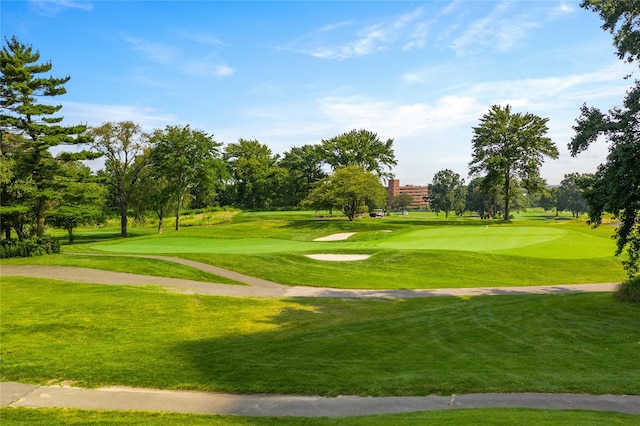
[0,254,619,298]
[2,382,639,416]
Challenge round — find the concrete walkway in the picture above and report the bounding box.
[2,382,639,416]
[0,255,620,298]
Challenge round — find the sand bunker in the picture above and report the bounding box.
[313,232,357,242]
[305,254,371,261]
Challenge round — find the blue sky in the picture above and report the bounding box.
[2,0,635,185]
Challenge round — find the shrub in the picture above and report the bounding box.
[614,276,640,303]
[0,236,60,259]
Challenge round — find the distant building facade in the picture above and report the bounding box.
[387,179,429,209]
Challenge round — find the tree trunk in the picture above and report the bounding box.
[119,189,128,238]
[175,194,182,231]
[36,198,46,238]
[67,228,74,243]
[503,169,511,221]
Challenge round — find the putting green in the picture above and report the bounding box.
[91,237,324,254]
[88,226,616,259]
[376,226,615,259]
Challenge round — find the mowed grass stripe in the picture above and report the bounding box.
[2,277,638,396]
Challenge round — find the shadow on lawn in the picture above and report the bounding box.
[172,293,639,397]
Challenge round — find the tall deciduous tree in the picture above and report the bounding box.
[469,104,559,221]
[320,129,397,180]
[149,125,225,231]
[429,169,467,218]
[89,121,149,238]
[277,144,326,207]
[223,139,279,209]
[570,1,639,277]
[0,36,95,237]
[557,173,590,217]
[303,165,387,221]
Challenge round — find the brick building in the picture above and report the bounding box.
[387,179,429,209]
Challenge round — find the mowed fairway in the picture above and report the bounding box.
[67,212,626,289]
[2,277,639,396]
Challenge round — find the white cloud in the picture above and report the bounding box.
[294,5,431,60]
[181,55,235,77]
[62,102,176,130]
[451,2,541,55]
[121,34,177,65]
[30,0,92,15]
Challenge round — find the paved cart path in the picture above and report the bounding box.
[1,382,638,416]
[0,254,619,298]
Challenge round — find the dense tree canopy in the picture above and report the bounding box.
[223,139,280,210]
[429,169,467,218]
[149,125,225,230]
[469,104,559,221]
[557,173,590,217]
[303,165,387,221]
[320,129,396,180]
[0,36,96,237]
[570,0,639,276]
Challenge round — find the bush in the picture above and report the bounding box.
[0,236,60,259]
[614,276,640,303]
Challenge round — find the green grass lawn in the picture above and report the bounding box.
[2,277,638,396]
[2,407,637,425]
[45,211,626,289]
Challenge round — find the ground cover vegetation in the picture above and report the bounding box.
[2,278,639,396]
[1,407,637,425]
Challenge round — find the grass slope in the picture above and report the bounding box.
[3,277,638,396]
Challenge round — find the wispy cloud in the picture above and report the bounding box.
[182,55,234,77]
[178,31,230,47]
[121,34,177,65]
[292,6,429,60]
[30,0,92,15]
[63,102,176,130]
[450,1,577,56]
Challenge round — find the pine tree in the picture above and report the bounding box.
[0,36,96,237]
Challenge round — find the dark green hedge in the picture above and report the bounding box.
[0,237,60,259]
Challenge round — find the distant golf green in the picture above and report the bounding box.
[90,226,615,259]
[92,237,324,254]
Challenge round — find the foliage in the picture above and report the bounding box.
[581,0,640,65]
[571,1,640,277]
[303,165,387,221]
[392,193,414,210]
[0,36,96,237]
[223,139,281,210]
[320,129,397,180]
[429,169,467,218]
[614,275,640,303]
[277,144,326,207]
[89,121,149,238]
[469,104,559,221]
[148,125,226,231]
[557,173,590,217]
[0,236,59,258]
[45,161,106,242]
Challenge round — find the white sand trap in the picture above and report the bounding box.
[313,232,357,242]
[305,254,371,261]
